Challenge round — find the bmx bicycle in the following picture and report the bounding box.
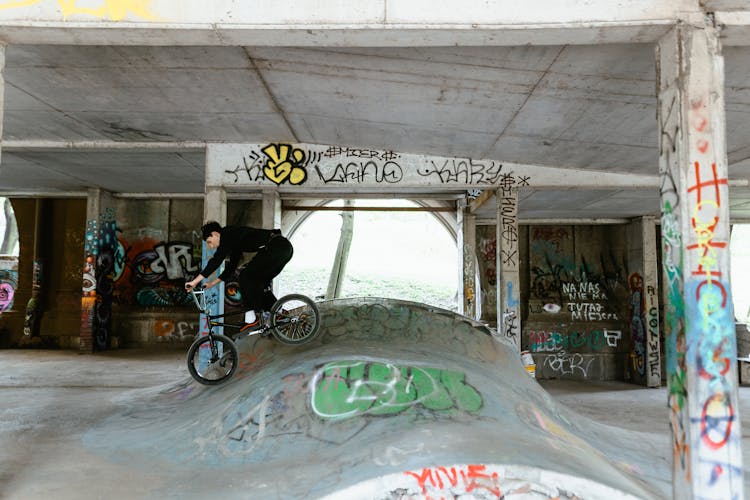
[186,286,321,385]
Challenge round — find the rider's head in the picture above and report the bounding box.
[201,221,223,249]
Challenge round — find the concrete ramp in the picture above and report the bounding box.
[85,298,669,499]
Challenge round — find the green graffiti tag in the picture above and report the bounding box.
[311,361,482,419]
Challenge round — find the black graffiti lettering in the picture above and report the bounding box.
[315,161,403,184]
[501,249,518,267]
[418,159,507,185]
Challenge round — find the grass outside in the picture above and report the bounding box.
[278,267,457,311]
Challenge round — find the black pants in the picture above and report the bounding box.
[238,236,293,312]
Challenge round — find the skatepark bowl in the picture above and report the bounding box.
[55,297,673,499]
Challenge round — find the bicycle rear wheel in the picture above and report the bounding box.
[270,294,321,345]
[186,334,238,385]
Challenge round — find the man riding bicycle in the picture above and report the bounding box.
[185,221,294,326]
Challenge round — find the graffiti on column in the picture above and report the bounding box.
[94,209,117,350]
[23,260,43,336]
[0,0,158,21]
[658,87,690,481]
[81,218,99,350]
[682,92,742,495]
[477,227,497,321]
[498,182,519,343]
[646,283,661,382]
[629,272,646,379]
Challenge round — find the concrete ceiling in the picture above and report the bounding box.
[2,43,750,221]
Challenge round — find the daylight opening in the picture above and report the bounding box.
[278,199,458,310]
[0,197,20,257]
[731,223,750,324]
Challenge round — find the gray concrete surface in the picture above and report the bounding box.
[1,299,749,499]
[0,351,676,500]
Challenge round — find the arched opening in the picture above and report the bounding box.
[0,197,20,314]
[278,199,458,310]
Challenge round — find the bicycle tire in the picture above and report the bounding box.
[186,334,238,385]
[270,294,321,345]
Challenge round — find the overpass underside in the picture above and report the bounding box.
[1,1,750,498]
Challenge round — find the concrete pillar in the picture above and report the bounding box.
[261,189,281,229]
[204,187,227,226]
[657,22,743,499]
[200,187,226,334]
[80,188,115,353]
[0,44,4,164]
[457,200,477,319]
[497,188,520,349]
[642,216,662,388]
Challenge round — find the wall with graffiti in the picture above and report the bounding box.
[525,225,631,380]
[475,223,634,380]
[109,198,261,344]
[0,258,19,316]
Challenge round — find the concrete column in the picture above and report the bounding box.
[204,187,227,226]
[80,188,115,353]
[642,216,662,388]
[497,188,520,349]
[261,189,281,229]
[0,44,4,164]
[457,200,477,319]
[201,187,226,335]
[657,22,743,499]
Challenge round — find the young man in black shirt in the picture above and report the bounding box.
[185,221,293,325]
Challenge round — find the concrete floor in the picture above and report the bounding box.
[1,348,748,499]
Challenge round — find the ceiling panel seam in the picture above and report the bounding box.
[243,47,299,142]
[481,45,567,159]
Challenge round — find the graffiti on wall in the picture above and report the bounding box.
[0,268,18,314]
[223,143,534,190]
[0,0,158,21]
[154,319,200,342]
[114,237,199,306]
[530,228,625,323]
[529,328,621,352]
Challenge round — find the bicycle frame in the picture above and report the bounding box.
[190,288,269,338]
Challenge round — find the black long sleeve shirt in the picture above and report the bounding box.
[199,226,280,282]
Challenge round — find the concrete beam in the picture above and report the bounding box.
[0,0,701,46]
[207,142,662,195]
[716,11,750,45]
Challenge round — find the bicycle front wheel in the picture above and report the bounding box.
[186,334,238,385]
[270,294,321,345]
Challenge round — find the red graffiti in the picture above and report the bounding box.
[701,393,734,450]
[687,162,727,206]
[404,464,502,498]
[694,279,727,307]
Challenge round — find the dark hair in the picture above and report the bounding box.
[201,221,223,241]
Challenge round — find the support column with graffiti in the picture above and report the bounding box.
[198,187,226,338]
[80,188,116,353]
[497,187,520,349]
[657,22,743,498]
[457,199,477,319]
